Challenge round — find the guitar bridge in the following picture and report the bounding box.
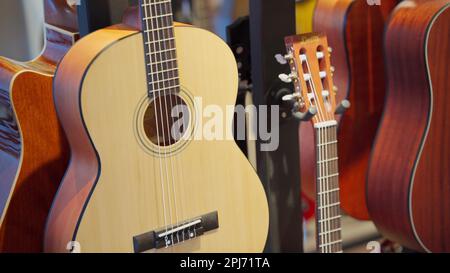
[133,211,219,253]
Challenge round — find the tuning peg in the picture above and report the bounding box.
[330,66,335,73]
[278,73,297,83]
[335,100,351,115]
[293,107,318,122]
[275,53,293,65]
[333,86,339,93]
[328,47,333,53]
[282,92,301,102]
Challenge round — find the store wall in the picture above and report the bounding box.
[0,0,45,61]
[0,0,131,61]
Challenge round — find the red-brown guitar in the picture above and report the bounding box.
[367,0,450,252]
[0,0,78,252]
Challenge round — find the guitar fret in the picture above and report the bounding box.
[319,240,343,248]
[144,26,174,33]
[318,173,339,180]
[317,140,338,147]
[149,67,178,75]
[317,157,338,164]
[147,58,177,65]
[146,48,176,55]
[145,38,175,45]
[319,228,341,236]
[318,188,339,195]
[142,13,173,20]
[149,77,180,85]
[318,215,341,223]
[150,85,181,94]
[141,0,171,6]
[318,202,340,210]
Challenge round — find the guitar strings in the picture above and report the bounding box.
[160,1,189,243]
[148,0,178,247]
[303,55,333,252]
[319,49,341,252]
[318,54,332,252]
[303,56,326,252]
[154,0,183,245]
[144,0,171,247]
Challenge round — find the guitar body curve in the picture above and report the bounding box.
[367,0,450,252]
[45,25,269,253]
[302,0,397,220]
[0,65,70,252]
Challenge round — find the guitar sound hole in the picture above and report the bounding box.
[143,94,189,147]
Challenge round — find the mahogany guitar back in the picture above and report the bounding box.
[367,0,450,252]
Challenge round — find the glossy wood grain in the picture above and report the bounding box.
[367,0,450,252]
[0,0,77,252]
[303,0,398,220]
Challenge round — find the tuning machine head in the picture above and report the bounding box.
[335,100,351,115]
[275,53,293,65]
[293,107,318,122]
[278,73,298,83]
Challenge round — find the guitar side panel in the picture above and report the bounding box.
[44,28,135,253]
[0,62,21,227]
[411,4,450,253]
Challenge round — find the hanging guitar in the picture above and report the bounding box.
[367,0,450,253]
[0,0,79,253]
[278,33,348,253]
[44,0,269,253]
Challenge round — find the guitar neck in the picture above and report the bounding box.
[315,121,342,253]
[140,0,180,98]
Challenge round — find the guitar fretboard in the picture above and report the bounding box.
[315,122,342,253]
[140,0,180,98]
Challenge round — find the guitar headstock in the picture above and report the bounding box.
[277,33,349,126]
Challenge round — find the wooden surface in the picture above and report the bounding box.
[306,0,398,220]
[45,25,269,253]
[0,0,77,252]
[367,0,450,252]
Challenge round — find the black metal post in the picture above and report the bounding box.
[249,0,303,253]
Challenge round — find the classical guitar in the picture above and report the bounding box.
[0,0,78,252]
[44,0,269,253]
[300,0,399,220]
[279,33,346,253]
[367,0,450,252]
